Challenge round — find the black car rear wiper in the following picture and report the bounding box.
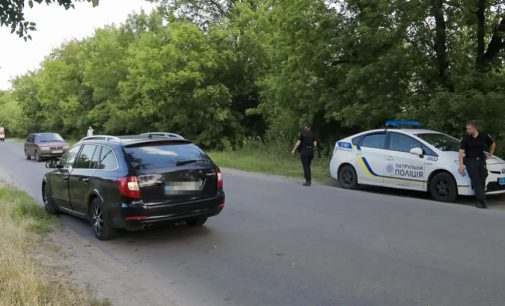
[176,159,208,166]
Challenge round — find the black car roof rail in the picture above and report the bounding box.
[80,135,121,142]
[140,132,185,139]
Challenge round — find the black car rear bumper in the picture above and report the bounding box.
[112,192,225,230]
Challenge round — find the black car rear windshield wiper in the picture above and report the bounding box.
[176,159,208,166]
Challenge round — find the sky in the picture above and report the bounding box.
[0,0,155,90]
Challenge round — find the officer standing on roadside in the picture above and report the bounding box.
[87,126,94,137]
[459,120,496,209]
[291,124,318,186]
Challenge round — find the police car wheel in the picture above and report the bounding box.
[338,165,358,189]
[429,172,457,202]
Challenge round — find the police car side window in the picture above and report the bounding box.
[389,133,422,153]
[360,133,386,149]
[352,136,362,145]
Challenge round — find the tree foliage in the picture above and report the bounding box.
[0,0,97,38]
[3,0,505,152]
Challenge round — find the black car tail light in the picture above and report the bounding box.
[119,176,141,200]
[217,169,223,190]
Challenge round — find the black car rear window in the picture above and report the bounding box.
[125,143,210,171]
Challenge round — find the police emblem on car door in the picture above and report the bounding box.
[384,132,427,190]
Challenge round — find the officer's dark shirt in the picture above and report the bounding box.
[460,133,494,159]
[298,131,315,155]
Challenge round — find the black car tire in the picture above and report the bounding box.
[35,151,42,162]
[42,183,59,215]
[187,216,208,227]
[429,172,458,202]
[90,197,115,240]
[338,164,359,189]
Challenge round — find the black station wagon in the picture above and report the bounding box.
[42,135,225,240]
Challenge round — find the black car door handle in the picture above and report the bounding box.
[81,177,90,183]
[63,176,70,181]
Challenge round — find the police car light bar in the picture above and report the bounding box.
[384,120,422,129]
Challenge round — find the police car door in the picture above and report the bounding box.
[384,132,427,191]
[355,132,388,186]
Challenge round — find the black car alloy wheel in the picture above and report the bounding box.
[92,201,104,237]
[42,183,59,215]
[90,198,114,240]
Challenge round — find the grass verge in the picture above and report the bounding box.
[0,184,109,306]
[210,144,333,184]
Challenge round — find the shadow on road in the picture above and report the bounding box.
[59,213,214,245]
[116,224,213,244]
[328,179,505,210]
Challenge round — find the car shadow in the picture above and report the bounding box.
[115,223,213,244]
[329,180,505,210]
[59,213,214,244]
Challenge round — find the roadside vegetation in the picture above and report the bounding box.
[0,184,108,306]
[210,141,332,184]
[2,0,505,155]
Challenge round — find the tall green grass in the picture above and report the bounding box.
[209,140,333,184]
[0,184,109,306]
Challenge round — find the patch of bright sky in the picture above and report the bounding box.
[0,0,155,90]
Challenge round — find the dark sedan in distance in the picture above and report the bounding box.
[25,132,69,161]
[42,135,225,240]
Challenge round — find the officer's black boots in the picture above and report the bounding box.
[476,200,488,209]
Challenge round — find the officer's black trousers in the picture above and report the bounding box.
[464,157,488,204]
[301,154,313,183]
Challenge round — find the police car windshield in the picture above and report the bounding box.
[416,133,460,152]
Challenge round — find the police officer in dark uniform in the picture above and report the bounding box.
[291,124,318,186]
[459,120,496,209]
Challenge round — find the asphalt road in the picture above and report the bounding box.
[2,140,505,306]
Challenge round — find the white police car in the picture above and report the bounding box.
[330,120,505,202]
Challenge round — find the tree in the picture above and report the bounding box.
[118,20,240,148]
[0,90,26,135]
[0,0,97,39]
[6,1,505,153]
[147,0,264,28]
[473,0,505,70]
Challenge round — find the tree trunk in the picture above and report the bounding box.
[479,17,505,70]
[476,0,486,67]
[431,0,451,89]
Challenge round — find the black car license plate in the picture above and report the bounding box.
[164,181,203,194]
